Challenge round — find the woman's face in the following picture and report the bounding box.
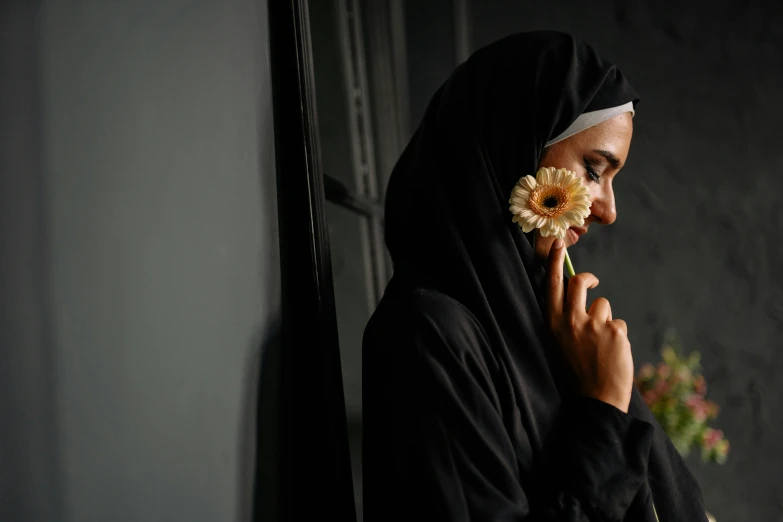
[534,112,634,258]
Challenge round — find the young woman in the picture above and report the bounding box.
[363,31,707,521]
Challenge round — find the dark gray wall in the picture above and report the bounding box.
[404,1,783,520]
[405,0,456,128]
[0,0,279,521]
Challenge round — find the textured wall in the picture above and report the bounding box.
[0,0,279,521]
[403,1,783,520]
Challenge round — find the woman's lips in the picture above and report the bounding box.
[568,226,586,244]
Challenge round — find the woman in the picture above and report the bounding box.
[362,31,707,521]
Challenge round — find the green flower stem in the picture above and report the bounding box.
[564,247,576,278]
[563,247,588,312]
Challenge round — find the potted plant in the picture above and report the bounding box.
[636,329,728,522]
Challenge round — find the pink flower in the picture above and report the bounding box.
[693,375,707,395]
[656,363,671,379]
[702,428,724,450]
[686,395,709,422]
[652,379,670,396]
[639,363,655,381]
[642,390,658,406]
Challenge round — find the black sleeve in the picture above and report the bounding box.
[402,317,655,522]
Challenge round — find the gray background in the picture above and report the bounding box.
[0,0,279,521]
[402,1,783,520]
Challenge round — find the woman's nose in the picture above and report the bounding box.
[590,185,617,225]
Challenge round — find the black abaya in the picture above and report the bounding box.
[363,31,707,522]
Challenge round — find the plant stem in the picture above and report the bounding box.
[564,247,576,277]
[564,245,589,313]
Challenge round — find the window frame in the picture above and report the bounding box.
[262,0,357,520]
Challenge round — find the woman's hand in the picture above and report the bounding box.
[545,238,634,413]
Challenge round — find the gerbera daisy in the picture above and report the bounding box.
[509,166,592,276]
[509,167,591,238]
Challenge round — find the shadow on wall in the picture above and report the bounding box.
[245,322,282,522]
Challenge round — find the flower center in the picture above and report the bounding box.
[530,185,571,217]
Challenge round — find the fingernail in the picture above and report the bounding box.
[553,238,564,250]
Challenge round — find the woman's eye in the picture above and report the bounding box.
[584,160,601,183]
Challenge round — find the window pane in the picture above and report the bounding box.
[310,0,359,193]
[326,201,371,520]
[326,202,370,416]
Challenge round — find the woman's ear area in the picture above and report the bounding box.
[538,145,552,167]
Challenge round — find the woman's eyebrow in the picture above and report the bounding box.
[593,149,622,169]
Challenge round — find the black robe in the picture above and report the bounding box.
[363,31,707,522]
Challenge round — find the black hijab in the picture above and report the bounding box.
[368,31,706,521]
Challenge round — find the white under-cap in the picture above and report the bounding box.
[545,101,635,147]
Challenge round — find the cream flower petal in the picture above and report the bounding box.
[511,190,531,203]
[535,167,547,185]
[520,176,537,191]
[573,207,591,219]
[512,208,533,220]
[541,223,558,238]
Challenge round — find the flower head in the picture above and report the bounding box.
[636,335,730,465]
[641,390,657,405]
[656,363,672,380]
[716,439,730,457]
[509,167,591,238]
[686,395,709,422]
[693,375,707,395]
[639,363,655,381]
[702,428,724,450]
[652,379,670,396]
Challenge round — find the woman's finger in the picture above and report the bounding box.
[545,238,566,326]
[566,272,599,319]
[588,297,612,323]
[608,318,628,336]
